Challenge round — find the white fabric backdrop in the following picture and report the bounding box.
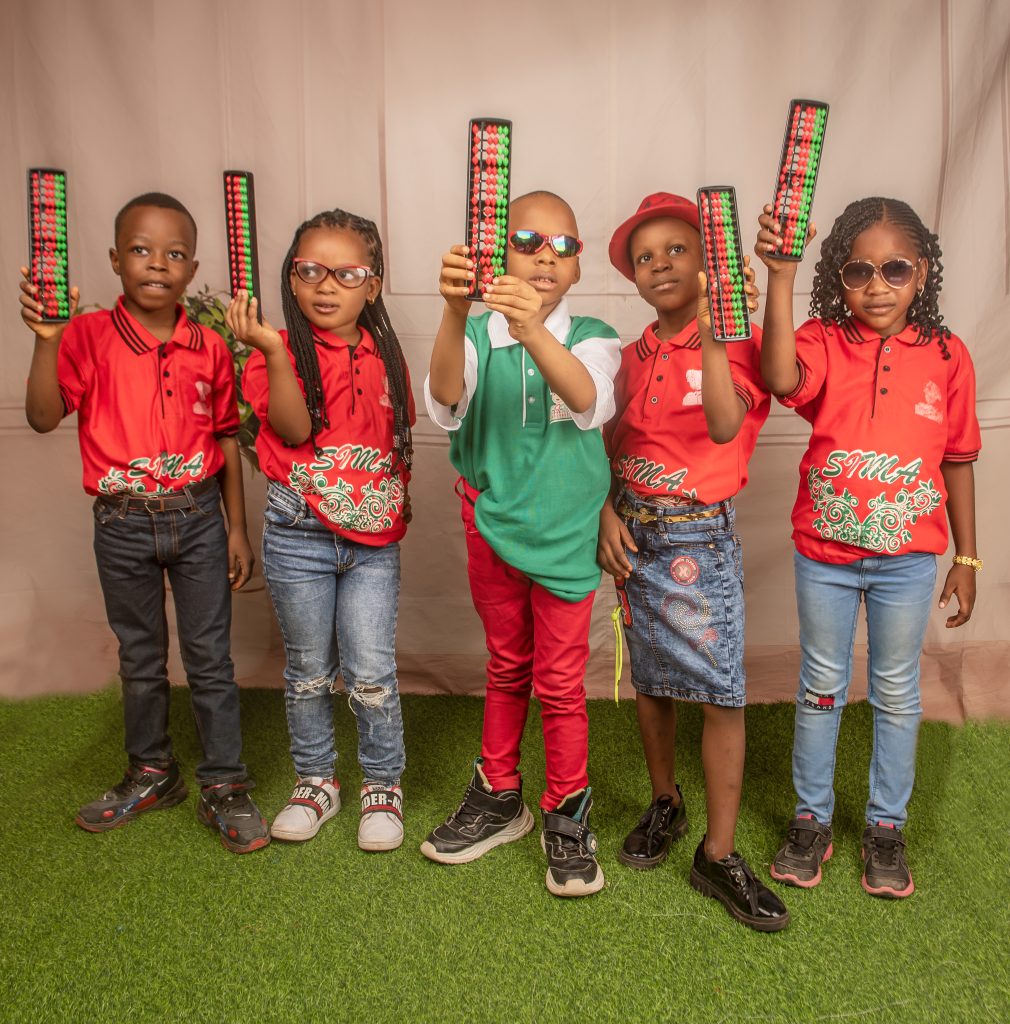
[1,0,1007,720]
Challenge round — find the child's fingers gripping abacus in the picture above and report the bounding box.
[19,267,78,336]
[696,271,712,332]
[439,245,475,312]
[756,206,817,269]
[225,291,283,353]
[743,255,760,313]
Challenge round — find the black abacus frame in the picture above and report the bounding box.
[696,185,752,343]
[223,169,263,322]
[464,117,513,302]
[27,167,71,324]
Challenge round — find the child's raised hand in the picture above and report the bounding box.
[19,266,79,341]
[755,204,817,273]
[696,271,712,334]
[597,499,637,580]
[938,563,976,628]
[225,291,283,354]
[482,276,543,343]
[439,245,475,316]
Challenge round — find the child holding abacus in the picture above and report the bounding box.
[421,190,621,897]
[755,197,980,898]
[598,192,790,931]
[228,208,414,851]
[21,192,268,854]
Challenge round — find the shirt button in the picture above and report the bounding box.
[355,368,360,375]
[166,389,173,397]
[163,370,170,378]
[883,346,891,353]
[883,365,890,371]
[656,375,664,382]
[528,396,536,404]
[650,396,659,405]
[880,387,888,395]
[661,353,669,360]
[356,388,363,395]
[527,368,535,376]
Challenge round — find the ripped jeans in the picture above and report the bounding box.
[262,482,405,784]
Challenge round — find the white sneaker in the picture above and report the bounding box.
[270,777,341,841]
[358,783,404,851]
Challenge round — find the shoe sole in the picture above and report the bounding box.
[540,833,605,897]
[861,853,914,898]
[196,805,271,854]
[270,798,342,842]
[75,780,189,833]
[358,831,404,852]
[617,817,690,870]
[769,842,833,889]
[690,867,791,932]
[419,805,535,864]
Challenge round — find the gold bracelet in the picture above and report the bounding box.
[952,555,983,572]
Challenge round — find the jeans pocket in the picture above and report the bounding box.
[266,483,306,527]
[93,499,121,527]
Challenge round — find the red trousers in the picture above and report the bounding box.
[459,480,594,810]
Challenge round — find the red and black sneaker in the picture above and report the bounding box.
[76,761,188,832]
[197,783,270,854]
[861,823,914,898]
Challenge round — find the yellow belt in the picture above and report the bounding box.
[616,501,727,525]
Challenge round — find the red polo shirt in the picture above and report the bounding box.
[783,317,980,563]
[243,326,415,545]
[604,319,769,504]
[57,297,238,496]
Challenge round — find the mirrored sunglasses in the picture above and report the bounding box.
[292,259,375,288]
[839,258,916,291]
[508,230,584,258]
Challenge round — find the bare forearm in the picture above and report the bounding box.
[522,325,596,413]
[761,274,801,396]
[701,332,746,443]
[262,349,312,444]
[217,436,248,533]
[428,306,468,406]
[941,461,977,556]
[25,337,64,432]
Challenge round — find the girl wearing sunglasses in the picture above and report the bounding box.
[226,209,414,852]
[756,197,980,900]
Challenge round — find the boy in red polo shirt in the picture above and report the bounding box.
[755,197,980,898]
[20,192,268,854]
[599,192,789,931]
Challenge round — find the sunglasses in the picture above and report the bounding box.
[839,258,917,291]
[292,259,375,288]
[508,230,584,258]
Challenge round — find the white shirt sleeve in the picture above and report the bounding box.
[569,334,622,431]
[423,336,479,431]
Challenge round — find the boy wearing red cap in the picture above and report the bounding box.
[600,193,789,930]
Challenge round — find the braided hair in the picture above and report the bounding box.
[809,197,949,338]
[280,210,413,470]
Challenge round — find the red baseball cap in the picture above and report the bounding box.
[608,192,701,281]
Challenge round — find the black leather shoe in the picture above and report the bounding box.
[618,788,688,869]
[690,838,790,932]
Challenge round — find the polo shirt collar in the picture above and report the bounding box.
[839,317,923,347]
[111,295,203,354]
[487,296,571,348]
[637,318,701,359]
[312,325,376,353]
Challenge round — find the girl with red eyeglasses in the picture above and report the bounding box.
[227,209,414,852]
[756,197,980,900]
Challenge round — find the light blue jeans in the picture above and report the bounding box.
[792,550,936,828]
[262,482,405,784]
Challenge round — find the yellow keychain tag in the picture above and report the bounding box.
[611,605,624,704]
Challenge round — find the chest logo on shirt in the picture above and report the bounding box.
[97,451,206,495]
[193,380,212,419]
[548,391,573,424]
[807,467,941,554]
[615,455,692,496]
[914,381,943,424]
[682,369,702,406]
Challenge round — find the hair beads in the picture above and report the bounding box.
[465,118,512,300]
[770,99,829,260]
[697,186,751,342]
[224,171,263,319]
[28,168,70,322]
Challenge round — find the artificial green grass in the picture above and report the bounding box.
[1,689,1008,1024]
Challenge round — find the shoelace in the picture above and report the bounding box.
[870,836,899,868]
[787,826,818,852]
[722,854,761,914]
[447,785,484,827]
[638,801,673,840]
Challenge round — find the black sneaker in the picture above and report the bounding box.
[420,758,534,864]
[197,783,270,854]
[861,823,914,898]
[690,838,790,932]
[541,789,604,897]
[618,787,689,869]
[76,761,188,832]
[770,815,833,888]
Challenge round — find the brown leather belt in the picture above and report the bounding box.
[616,500,729,525]
[95,476,218,513]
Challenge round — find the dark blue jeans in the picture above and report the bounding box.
[92,479,247,785]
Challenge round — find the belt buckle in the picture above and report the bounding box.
[143,495,165,514]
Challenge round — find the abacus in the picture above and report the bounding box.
[769,99,829,260]
[696,186,751,342]
[27,168,71,322]
[223,170,262,320]
[464,118,512,300]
